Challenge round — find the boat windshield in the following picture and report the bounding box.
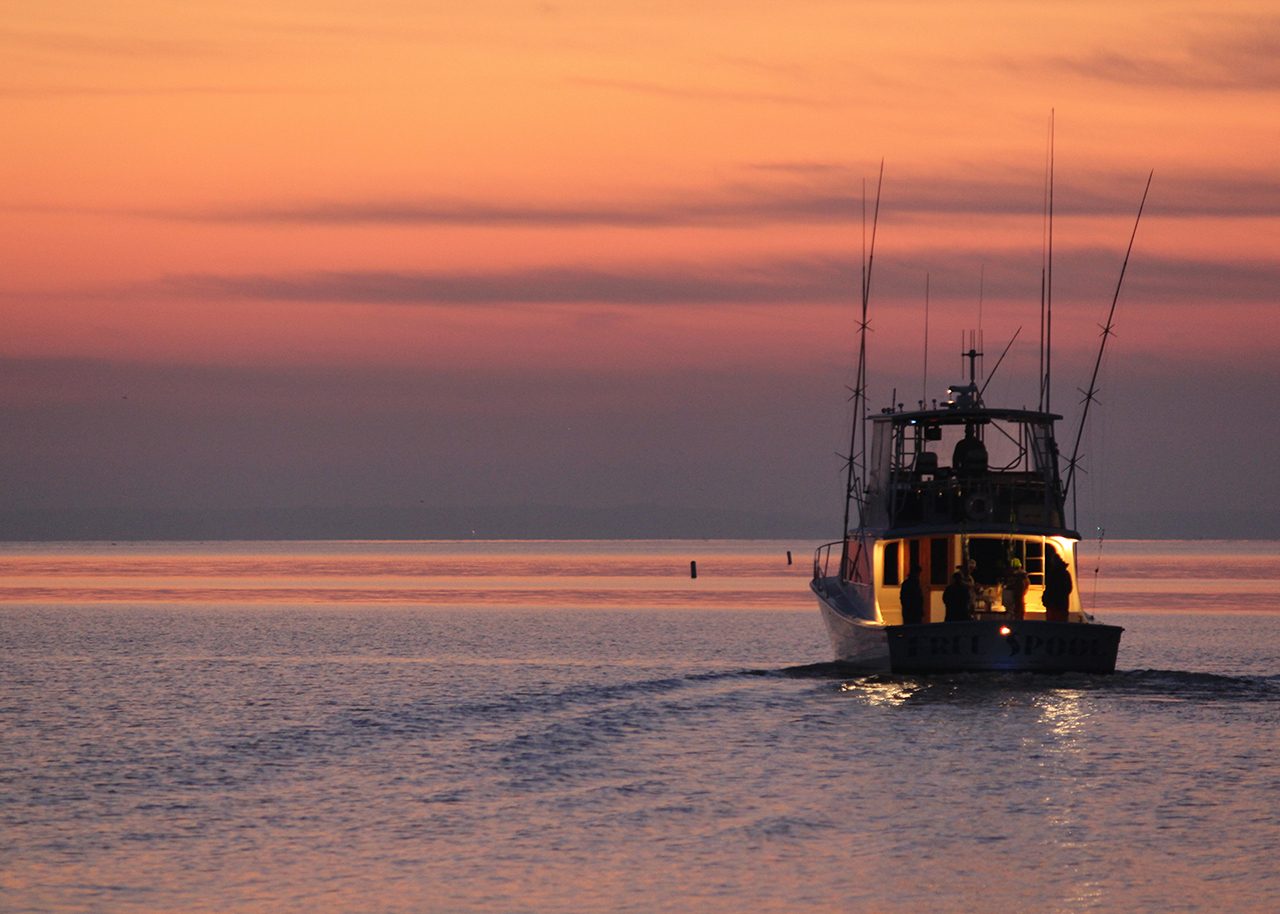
[865,410,1067,533]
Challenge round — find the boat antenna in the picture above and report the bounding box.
[1063,170,1153,507]
[977,265,985,382]
[839,160,883,580]
[921,273,930,407]
[978,325,1022,401]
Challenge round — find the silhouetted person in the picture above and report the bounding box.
[1002,558,1029,621]
[952,431,988,477]
[961,558,981,609]
[900,564,924,625]
[943,571,971,622]
[1043,547,1073,623]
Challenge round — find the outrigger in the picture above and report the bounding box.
[812,164,1150,673]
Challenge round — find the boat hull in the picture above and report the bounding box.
[886,619,1123,673]
[813,577,889,670]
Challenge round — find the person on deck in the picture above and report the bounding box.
[1002,559,1029,621]
[900,564,925,625]
[952,431,988,477]
[1043,547,1073,623]
[943,571,971,622]
[961,558,981,610]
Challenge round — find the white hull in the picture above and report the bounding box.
[811,576,890,669]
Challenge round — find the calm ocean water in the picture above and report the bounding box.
[2,539,1278,913]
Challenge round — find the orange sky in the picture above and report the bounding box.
[3,1,1279,536]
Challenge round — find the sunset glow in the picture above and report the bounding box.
[4,0,1279,537]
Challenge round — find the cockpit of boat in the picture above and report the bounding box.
[872,531,1083,625]
[865,390,1070,535]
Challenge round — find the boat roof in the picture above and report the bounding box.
[884,520,1082,539]
[873,405,1063,424]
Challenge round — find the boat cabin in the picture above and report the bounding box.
[826,379,1087,624]
[863,382,1072,536]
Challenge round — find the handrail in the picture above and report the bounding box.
[812,541,844,580]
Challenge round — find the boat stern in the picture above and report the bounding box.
[885,619,1123,673]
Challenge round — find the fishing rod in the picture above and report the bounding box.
[839,160,883,582]
[1063,170,1154,504]
[1044,109,1055,414]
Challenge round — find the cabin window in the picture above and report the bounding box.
[968,536,1046,587]
[1023,539,1045,586]
[883,541,900,586]
[930,538,948,585]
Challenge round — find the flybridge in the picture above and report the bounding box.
[881,404,1063,423]
[861,389,1072,537]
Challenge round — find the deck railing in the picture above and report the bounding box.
[812,541,843,580]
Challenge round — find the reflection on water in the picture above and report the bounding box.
[841,675,921,706]
[1039,687,1087,741]
[818,667,1280,702]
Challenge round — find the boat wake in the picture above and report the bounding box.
[750,661,872,679]
[759,662,1280,702]
[1104,668,1280,701]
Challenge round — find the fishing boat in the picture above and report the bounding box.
[811,167,1150,673]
